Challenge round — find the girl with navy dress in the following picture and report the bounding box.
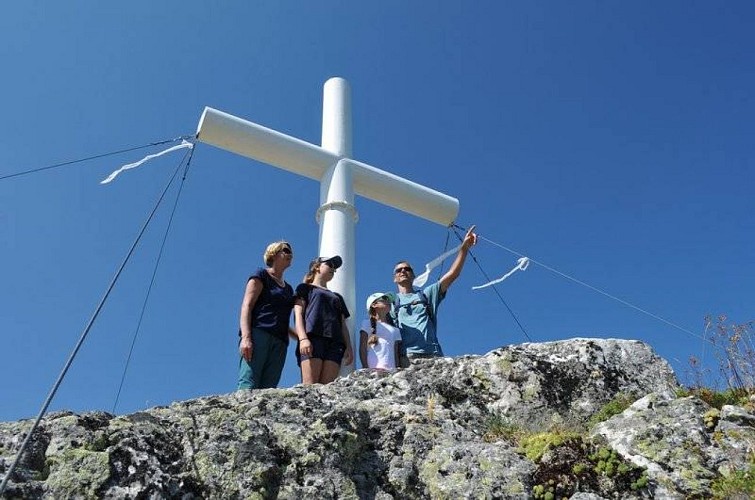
[293,255,354,384]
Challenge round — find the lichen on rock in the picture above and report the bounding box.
[1,338,750,498]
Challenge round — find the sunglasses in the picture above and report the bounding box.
[394,266,413,275]
[280,247,292,255]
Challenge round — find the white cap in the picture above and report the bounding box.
[365,292,392,312]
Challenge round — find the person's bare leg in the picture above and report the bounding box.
[301,358,323,385]
[319,360,341,384]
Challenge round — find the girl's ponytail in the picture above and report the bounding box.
[367,312,379,346]
[303,259,320,284]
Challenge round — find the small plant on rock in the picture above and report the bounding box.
[482,413,522,443]
[686,315,755,402]
[681,386,749,410]
[519,433,649,498]
[518,430,581,463]
[426,392,437,420]
[588,393,639,427]
[703,408,721,431]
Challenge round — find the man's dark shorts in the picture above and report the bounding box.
[297,335,346,365]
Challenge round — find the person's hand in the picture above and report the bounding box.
[299,337,313,357]
[240,337,254,362]
[462,224,478,250]
[342,345,354,366]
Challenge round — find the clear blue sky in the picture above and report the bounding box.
[1,2,753,421]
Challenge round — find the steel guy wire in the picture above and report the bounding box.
[0,148,190,496]
[0,134,194,182]
[112,147,195,413]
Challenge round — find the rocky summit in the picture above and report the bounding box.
[2,338,754,499]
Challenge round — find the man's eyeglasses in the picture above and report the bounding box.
[280,247,292,255]
[394,266,413,275]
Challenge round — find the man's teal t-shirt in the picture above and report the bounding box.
[394,281,446,355]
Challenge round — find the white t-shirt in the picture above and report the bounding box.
[360,319,401,370]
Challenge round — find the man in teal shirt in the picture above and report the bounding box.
[392,225,478,364]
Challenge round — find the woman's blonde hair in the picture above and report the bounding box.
[263,241,292,266]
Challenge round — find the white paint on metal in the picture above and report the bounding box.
[195,77,459,375]
[196,110,459,226]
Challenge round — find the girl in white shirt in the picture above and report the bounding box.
[359,292,402,371]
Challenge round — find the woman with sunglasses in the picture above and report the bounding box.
[293,255,354,384]
[237,241,295,390]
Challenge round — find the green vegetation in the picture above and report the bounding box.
[631,472,649,490]
[588,393,639,427]
[711,464,755,499]
[482,413,522,443]
[676,386,750,409]
[591,446,629,477]
[522,433,648,498]
[702,408,720,430]
[532,482,555,500]
[518,431,581,463]
[675,314,755,496]
[480,409,649,497]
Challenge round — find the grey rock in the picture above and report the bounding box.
[569,494,609,500]
[720,404,755,427]
[0,338,746,499]
[591,393,755,499]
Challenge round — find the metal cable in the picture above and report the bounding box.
[0,149,190,495]
[0,134,194,182]
[436,229,452,280]
[450,225,532,342]
[452,223,713,346]
[111,148,195,413]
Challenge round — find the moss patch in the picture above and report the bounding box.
[588,393,639,427]
[518,431,581,462]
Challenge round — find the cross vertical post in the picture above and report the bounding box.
[318,78,356,372]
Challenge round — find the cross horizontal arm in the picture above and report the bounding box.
[196,107,459,226]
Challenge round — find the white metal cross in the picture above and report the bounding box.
[196,77,459,374]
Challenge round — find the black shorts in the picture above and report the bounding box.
[296,335,346,365]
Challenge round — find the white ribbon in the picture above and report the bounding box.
[413,243,463,287]
[472,257,530,290]
[100,140,194,184]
